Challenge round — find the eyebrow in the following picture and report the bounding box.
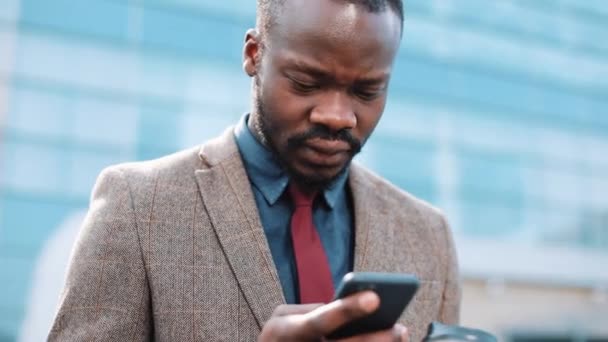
[286,61,331,80]
[284,59,389,85]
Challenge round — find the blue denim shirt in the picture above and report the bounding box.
[234,114,354,304]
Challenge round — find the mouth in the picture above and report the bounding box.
[299,138,351,167]
[305,138,351,154]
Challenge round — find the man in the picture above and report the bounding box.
[49,0,460,341]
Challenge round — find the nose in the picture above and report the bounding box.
[309,91,357,132]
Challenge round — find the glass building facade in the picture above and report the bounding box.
[0,0,607,340]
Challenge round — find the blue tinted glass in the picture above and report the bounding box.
[1,141,67,194]
[141,6,245,62]
[458,149,525,204]
[0,194,80,252]
[6,86,72,139]
[20,0,129,41]
[0,258,33,311]
[0,0,21,22]
[460,201,523,236]
[136,103,181,159]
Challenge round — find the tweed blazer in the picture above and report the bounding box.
[49,127,461,342]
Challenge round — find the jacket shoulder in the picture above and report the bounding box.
[351,163,446,222]
[99,146,203,189]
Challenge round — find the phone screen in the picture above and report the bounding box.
[326,272,419,340]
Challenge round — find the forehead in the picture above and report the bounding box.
[267,0,401,74]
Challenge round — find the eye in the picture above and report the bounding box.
[288,77,320,93]
[353,88,382,101]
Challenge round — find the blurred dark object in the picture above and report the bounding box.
[423,322,497,342]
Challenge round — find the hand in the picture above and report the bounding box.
[258,291,409,342]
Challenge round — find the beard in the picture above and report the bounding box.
[251,77,362,190]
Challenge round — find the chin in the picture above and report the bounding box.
[289,162,348,189]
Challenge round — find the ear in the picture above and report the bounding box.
[243,28,261,77]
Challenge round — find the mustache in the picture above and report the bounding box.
[287,125,362,154]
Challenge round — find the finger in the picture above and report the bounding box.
[272,303,324,317]
[395,324,409,342]
[300,291,380,338]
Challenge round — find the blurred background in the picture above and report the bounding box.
[0,0,607,341]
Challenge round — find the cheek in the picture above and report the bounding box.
[257,87,301,151]
[261,80,311,129]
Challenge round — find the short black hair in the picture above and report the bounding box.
[257,0,404,39]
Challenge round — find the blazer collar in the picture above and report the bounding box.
[195,127,285,328]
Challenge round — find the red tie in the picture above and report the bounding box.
[289,183,335,304]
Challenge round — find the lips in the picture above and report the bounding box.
[299,138,351,167]
[305,138,351,155]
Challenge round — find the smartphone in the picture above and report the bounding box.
[326,272,420,340]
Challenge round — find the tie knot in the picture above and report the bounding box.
[288,183,317,207]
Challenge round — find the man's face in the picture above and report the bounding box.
[245,0,401,189]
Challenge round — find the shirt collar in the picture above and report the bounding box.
[234,114,348,208]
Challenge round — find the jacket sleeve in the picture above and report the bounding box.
[48,167,152,341]
[438,215,462,325]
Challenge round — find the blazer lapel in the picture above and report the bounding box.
[195,128,285,328]
[349,163,421,275]
[349,163,375,271]
[349,164,448,342]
